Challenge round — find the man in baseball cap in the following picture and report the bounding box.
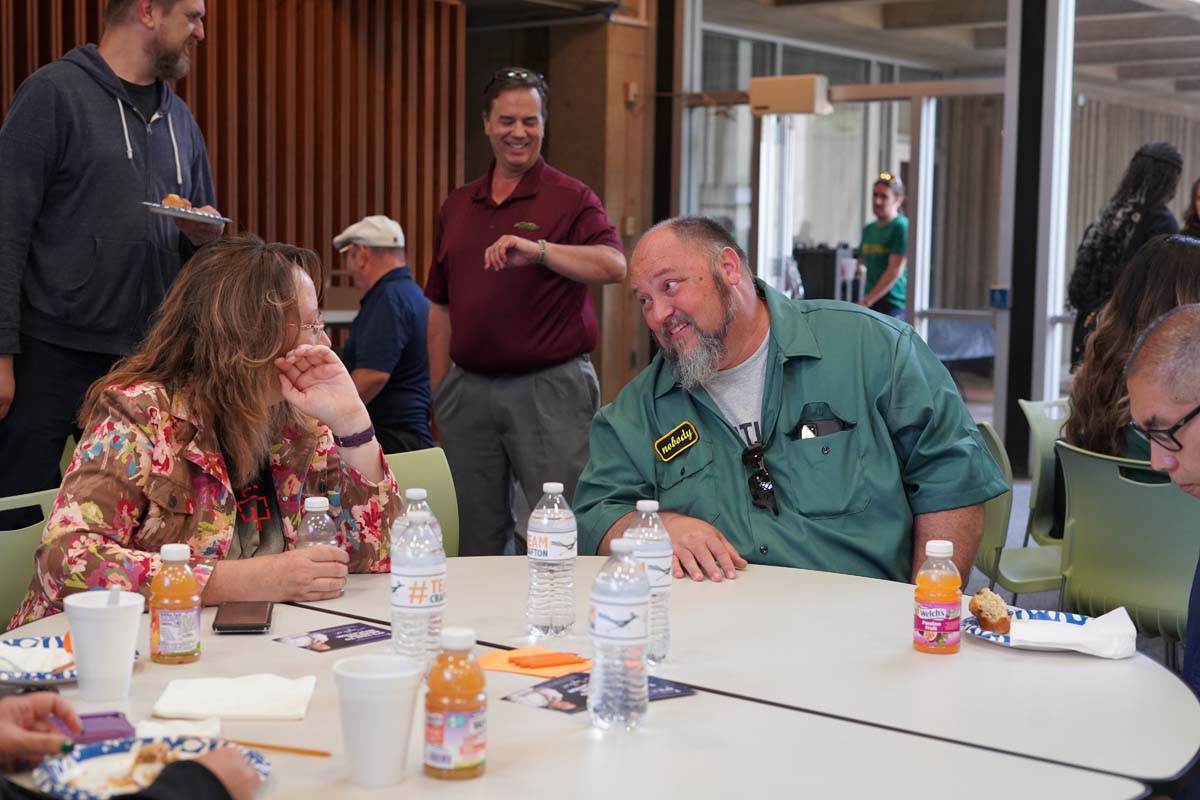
[334,215,432,453]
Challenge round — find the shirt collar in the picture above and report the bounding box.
[472,157,547,206]
[361,266,410,303]
[651,277,821,398]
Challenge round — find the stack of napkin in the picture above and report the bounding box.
[1008,607,1137,659]
[153,674,317,720]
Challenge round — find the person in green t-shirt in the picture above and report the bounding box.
[857,173,908,318]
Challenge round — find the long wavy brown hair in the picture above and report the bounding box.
[80,235,325,484]
[1066,234,1200,455]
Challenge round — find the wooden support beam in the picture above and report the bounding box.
[1117,59,1200,78]
[1175,78,1200,91]
[1076,39,1200,64]
[976,15,1200,49]
[886,0,1158,31]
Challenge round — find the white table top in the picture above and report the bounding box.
[311,557,1200,782]
[7,602,1147,799]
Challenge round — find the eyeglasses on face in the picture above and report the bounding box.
[298,317,326,336]
[1129,401,1200,452]
[741,444,779,516]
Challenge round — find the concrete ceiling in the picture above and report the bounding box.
[702,0,1200,98]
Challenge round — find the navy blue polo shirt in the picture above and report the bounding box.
[342,267,433,446]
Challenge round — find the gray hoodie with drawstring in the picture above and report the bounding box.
[0,44,216,356]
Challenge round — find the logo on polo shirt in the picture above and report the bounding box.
[655,421,699,462]
[514,221,541,231]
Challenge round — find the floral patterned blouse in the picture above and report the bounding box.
[10,382,398,628]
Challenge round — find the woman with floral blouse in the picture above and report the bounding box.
[10,235,399,627]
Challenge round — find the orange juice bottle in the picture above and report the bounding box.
[150,544,201,664]
[424,627,486,780]
[913,540,962,655]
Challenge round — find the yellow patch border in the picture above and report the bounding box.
[655,421,699,462]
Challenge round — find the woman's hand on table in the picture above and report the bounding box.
[204,547,349,605]
[0,693,79,763]
[196,747,261,800]
[275,344,371,437]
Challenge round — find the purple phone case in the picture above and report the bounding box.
[54,711,136,744]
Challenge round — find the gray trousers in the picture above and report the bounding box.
[433,356,600,556]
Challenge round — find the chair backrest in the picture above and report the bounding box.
[1055,439,1199,640]
[1017,399,1069,542]
[0,488,59,629]
[974,422,1014,577]
[384,448,459,557]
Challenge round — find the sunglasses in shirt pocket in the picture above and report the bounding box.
[785,403,868,518]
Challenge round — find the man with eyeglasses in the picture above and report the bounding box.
[575,216,1006,584]
[332,215,432,454]
[1126,304,1200,696]
[424,66,626,555]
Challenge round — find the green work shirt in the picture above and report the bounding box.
[860,214,908,311]
[574,279,1007,582]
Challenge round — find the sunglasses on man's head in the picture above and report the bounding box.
[484,68,545,94]
[741,444,779,515]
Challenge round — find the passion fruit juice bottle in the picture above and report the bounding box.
[913,540,961,655]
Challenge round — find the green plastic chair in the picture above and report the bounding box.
[0,488,59,629]
[385,448,459,557]
[1056,439,1199,645]
[973,422,1064,605]
[1017,398,1070,547]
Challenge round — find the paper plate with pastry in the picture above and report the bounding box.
[34,736,270,800]
[142,200,231,225]
[0,635,78,685]
[964,590,1091,650]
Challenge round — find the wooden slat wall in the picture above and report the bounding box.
[0,0,465,300]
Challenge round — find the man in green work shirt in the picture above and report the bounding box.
[856,172,908,318]
[574,216,1006,583]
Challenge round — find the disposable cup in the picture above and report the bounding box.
[62,590,144,702]
[333,654,424,787]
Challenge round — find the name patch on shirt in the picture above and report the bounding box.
[514,221,541,230]
[655,421,699,462]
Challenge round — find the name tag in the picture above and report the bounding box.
[655,421,699,462]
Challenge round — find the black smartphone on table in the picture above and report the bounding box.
[212,601,274,634]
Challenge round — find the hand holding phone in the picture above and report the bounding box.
[212,601,274,634]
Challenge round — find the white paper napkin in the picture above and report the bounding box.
[136,717,222,738]
[1008,607,1137,659]
[153,674,317,720]
[0,643,70,674]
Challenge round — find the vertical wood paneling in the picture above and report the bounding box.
[0,0,465,300]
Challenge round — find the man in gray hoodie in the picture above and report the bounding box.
[0,0,222,518]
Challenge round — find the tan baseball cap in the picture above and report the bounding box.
[333,215,406,249]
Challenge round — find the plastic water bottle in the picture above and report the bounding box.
[391,509,446,665]
[296,497,338,548]
[624,499,672,664]
[526,482,577,636]
[403,488,443,545]
[587,539,650,731]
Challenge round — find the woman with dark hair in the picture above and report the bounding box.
[10,235,399,628]
[1067,141,1182,367]
[1066,234,1200,459]
[1181,176,1200,238]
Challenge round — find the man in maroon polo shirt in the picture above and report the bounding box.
[425,67,627,556]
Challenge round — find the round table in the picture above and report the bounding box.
[1,560,1175,798]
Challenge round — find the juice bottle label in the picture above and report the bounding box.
[913,599,961,647]
[589,595,649,643]
[527,518,577,562]
[424,708,486,771]
[391,564,447,610]
[151,607,201,656]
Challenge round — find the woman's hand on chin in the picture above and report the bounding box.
[275,345,371,434]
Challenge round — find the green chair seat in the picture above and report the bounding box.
[974,422,1064,602]
[1056,439,1198,642]
[0,488,60,629]
[384,447,459,557]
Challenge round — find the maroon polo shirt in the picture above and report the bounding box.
[424,158,622,375]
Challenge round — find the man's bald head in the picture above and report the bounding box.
[1126,304,1200,404]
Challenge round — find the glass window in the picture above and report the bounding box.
[702,33,775,91]
[781,46,868,86]
[686,104,756,252]
[898,66,943,83]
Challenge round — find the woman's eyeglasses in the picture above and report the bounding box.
[741,444,779,515]
[298,318,326,337]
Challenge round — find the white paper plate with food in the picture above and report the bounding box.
[0,636,77,685]
[34,737,270,800]
[142,200,231,225]
[963,607,1090,649]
